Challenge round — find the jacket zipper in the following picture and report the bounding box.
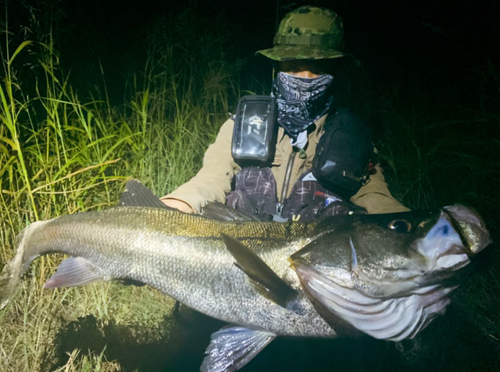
[276,150,297,216]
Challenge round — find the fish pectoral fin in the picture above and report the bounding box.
[221,234,296,307]
[201,326,276,372]
[44,257,106,289]
[118,179,169,209]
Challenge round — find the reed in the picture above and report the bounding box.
[0,8,240,371]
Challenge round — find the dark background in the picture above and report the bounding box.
[5,0,500,105]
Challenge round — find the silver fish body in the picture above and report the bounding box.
[4,207,334,337]
[0,189,491,371]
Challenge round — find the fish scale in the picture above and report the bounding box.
[0,182,491,372]
[15,207,334,338]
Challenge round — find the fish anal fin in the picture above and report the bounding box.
[201,326,276,372]
[221,234,296,307]
[44,257,105,289]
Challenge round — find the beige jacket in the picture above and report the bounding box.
[161,115,409,214]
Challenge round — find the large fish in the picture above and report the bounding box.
[0,181,491,371]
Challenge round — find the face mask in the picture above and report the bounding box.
[272,72,334,147]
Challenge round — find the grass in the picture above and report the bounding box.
[0,6,499,372]
[0,8,239,371]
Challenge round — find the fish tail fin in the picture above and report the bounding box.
[0,221,49,309]
[0,258,21,309]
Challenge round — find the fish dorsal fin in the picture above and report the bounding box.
[118,179,169,209]
[221,234,296,307]
[201,201,263,222]
[201,326,276,372]
[119,180,262,222]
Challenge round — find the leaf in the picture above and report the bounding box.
[8,41,33,66]
[0,137,19,151]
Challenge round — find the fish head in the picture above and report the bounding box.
[289,205,491,341]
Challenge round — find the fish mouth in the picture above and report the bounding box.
[292,262,456,341]
[417,205,491,273]
[416,211,471,272]
[443,205,492,254]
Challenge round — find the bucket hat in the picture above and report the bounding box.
[256,6,346,61]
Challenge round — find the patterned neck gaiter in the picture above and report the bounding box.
[272,72,334,148]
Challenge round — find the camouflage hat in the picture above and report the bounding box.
[256,6,346,61]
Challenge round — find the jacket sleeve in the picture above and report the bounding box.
[350,164,410,214]
[160,119,240,213]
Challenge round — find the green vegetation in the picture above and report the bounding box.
[0,10,239,371]
[1,6,499,372]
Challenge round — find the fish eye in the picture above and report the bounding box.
[388,219,412,233]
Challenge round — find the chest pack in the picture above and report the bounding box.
[228,96,372,221]
[225,168,366,222]
[231,95,278,165]
[312,109,376,199]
